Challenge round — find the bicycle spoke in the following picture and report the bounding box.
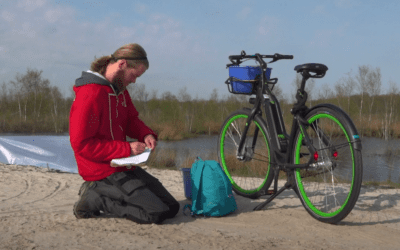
[226,127,239,149]
[231,120,243,140]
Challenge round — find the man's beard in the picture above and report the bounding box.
[111,70,127,93]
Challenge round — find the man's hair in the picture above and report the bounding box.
[90,43,149,75]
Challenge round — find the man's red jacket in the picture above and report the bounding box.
[69,71,157,181]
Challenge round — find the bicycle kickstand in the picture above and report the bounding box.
[253,181,292,211]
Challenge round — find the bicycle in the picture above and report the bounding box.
[218,50,363,224]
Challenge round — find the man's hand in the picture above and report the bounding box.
[129,142,146,155]
[144,134,157,150]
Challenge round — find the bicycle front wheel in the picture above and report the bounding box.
[218,108,274,199]
[292,106,363,224]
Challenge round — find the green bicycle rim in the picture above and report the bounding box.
[220,114,271,194]
[295,113,355,217]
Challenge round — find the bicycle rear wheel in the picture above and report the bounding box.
[218,108,274,199]
[293,106,363,224]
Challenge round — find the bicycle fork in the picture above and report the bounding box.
[236,104,262,161]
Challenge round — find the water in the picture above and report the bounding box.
[360,137,400,183]
[0,134,399,184]
[159,135,400,184]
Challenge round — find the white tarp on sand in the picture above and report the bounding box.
[0,135,77,173]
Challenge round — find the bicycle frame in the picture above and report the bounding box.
[235,55,317,171]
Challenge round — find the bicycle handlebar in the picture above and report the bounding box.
[229,53,293,61]
[227,51,293,68]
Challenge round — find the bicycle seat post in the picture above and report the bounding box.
[299,71,310,94]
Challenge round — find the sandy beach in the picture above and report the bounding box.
[1,162,399,250]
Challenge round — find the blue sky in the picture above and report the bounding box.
[0,0,399,101]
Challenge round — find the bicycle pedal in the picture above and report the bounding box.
[267,190,276,195]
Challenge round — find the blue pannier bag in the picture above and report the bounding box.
[183,157,237,217]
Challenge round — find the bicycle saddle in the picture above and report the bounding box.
[294,63,328,75]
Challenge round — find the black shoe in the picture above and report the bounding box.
[73,181,100,219]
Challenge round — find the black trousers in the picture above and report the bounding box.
[83,167,180,224]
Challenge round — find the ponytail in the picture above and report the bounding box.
[90,43,149,76]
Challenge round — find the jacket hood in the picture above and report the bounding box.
[75,70,123,95]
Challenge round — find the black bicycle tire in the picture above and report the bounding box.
[292,106,363,224]
[218,108,275,199]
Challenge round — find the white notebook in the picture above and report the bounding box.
[111,147,152,168]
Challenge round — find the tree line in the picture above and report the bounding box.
[0,66,399,141]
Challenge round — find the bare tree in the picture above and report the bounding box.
[292,73,315,105]
[383,80,398,140]
[317,83,334,100]
[69,87,76,101]
[150,89,158,100]
[365,67,381,123]
[128,83,149,102]
[177,86,193,132]
[184,102,195,133]
[50,86,62,132]
[342,71,356,113]
[209,88,218,102]
[271,84,284,101]
[10,79,24,122]
[9,69,50,123]
[0,82,7,111]
[161,91,177,101]
[18,69,49,119]
[355,65,370,126]
[36,80,50,119]
[178,86,192,102]
[334,79,346,109]
[0,83,7,130]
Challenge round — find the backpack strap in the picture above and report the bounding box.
[191,158,206,213]
[182,157,207,218]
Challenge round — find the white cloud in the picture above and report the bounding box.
[150,14,163,22]
[237,7,251,20]
[0,68,10,75]
[44,6,75,24]
[139,14,198,56]
[160,17,179,32]
[1,11,15,22]
[309,24,348,48]
[17,0,46,12]
[134,3,146,14]
[313,5,325,14]
[335,0,358,8]
[149,24,159,34]
[44,8,63,23]
[258,16,278,36]
[12,22,36,38]
[115,26,136,39]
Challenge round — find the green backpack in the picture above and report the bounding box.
[183,157,237,217]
